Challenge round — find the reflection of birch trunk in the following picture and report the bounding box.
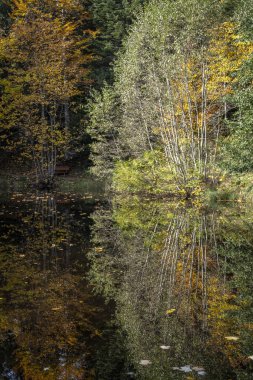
[157,218,179,303]
[33,195,57,270]
[139,221,159,282]
[139,211,218,325]
[32,195,69,270]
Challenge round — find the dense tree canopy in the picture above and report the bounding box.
[1,0,253,193]
[89,0,145,85]
[88,0,253,195]
[0,0,95,187]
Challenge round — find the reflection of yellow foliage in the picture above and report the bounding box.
[207,276,244,367]
[18,351,87,380]
[0,197,102,379]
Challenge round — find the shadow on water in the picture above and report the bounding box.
[0,189,111,379]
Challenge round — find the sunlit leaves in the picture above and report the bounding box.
[225,336,240,341]
[166,309,176,315]
[89,0,253,194]
[207,21,253,101]
[0,0,95,183]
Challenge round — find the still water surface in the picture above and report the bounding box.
[0,186,253,379]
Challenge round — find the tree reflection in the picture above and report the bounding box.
[89,196,253,379]
[0,193,105,379]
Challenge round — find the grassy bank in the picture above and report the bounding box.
[207,173,253,204]
[111,152,253,205]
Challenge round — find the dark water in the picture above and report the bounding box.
[0,188,253,379]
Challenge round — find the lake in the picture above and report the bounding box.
[0,185,253,379]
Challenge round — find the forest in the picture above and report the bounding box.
[1,0,253,196]
[1,1,253,379]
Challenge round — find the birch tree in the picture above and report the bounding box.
[89,0,253,193]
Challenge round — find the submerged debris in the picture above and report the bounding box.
[139,360,152,366]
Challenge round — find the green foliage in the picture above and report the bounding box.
[89,193,253,379]
[89,0,253,195]
[113,150,177,194]
[113,150,204,197]
[0,1,11,30]
[87,85,123,178]
[222,57,253,172]
[235,0,253,37]
[215,172,253,203]
[89,0,145,85]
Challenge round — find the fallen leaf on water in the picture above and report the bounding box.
[225,336,239,341]
[248,356,253,360]
[51,307,62,311]
[166,308,176,315]
[67,336,77,345]
[160,345,170,350]
[192,367,205,372]
[198,371,206,376]
[179,365,192,373]
[139,360,151,366]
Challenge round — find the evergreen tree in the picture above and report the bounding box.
[0,1,12,31]
[221,0,253,172]
[89,0,145,85]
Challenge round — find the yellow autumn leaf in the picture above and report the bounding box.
[166,308,176,315]
[95,247,103,252]
[94,329,102,336]
[225,336,239,341]
[67,336,77,345]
